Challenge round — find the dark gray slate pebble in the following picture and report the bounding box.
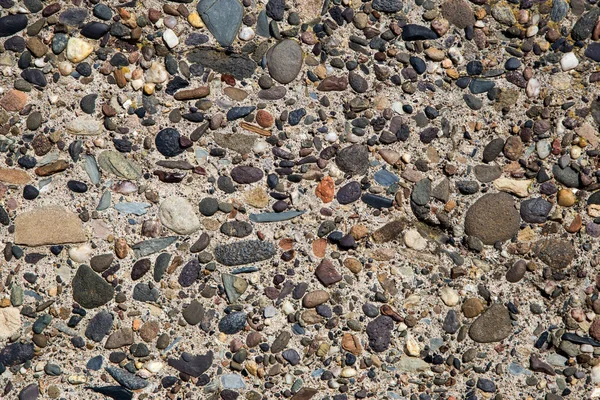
[199,197,219,216]
[90,253,113,273]
[463,94,482,110]
[282,349,300,365]
[80,22,110,39]
[0,343,34,366]
[218,311,247,334]
[372,0,402,13]
[366,315,393,352]
[178,258,201,287]
[401,24,437,40]
[87,386,133,399]
[190,233,210,253]
[72,265,114,309]
[153,253,172,282]
[132,283,159,302]
[336,181,361,204]
[80,93,97,114]
[167,351,213,377]
[0,14,28,37]
[85,310,114,342]
[442,310,460,333]
[411,179,431,206]
[187,49,256,80]
[266,0,284,20]
[106,367,148,390]
[477,378,496,393]
[21,69,47,87]
[230,166,263,184]
[93,4,113,20]
[520,197,552,224]
[59,8,88,26]
[18,384,39,400]
[552,164,580,188]
[585,43,600,62]
[572,8,600,41]
[482,138,504,163]
[473,165,501,183]
[214,240,276,266]
[336,144,369,175]
[348,72,368,93]
[155,128,184,157]
[469,79,495,94]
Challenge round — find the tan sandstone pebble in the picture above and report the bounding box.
[462,298,484,318]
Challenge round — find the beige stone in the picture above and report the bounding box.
[0,168,30,184]
[14,206,86,246]
[0,307,21,340]
[66,37,94,63]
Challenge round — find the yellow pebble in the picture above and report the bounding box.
[557,189,576,207]
[188,12,204,28]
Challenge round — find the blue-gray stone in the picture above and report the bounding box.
[227,106,256,121]
[361,193,393,208]
[132,237,177,258]
[469,79,495,94]
[114,202,151,216]
[477,378,496,393]
[85,311,114,342]
[249,210,306,222]
[132,283,159,302]
[411,178,431,206]
[187,48,257,80]
[32,314,52,334]
[197,0,243,47]
[221,374,245,389]
[155,128,184,157]
[21,69,47,87]
[86,355,104,371]
[106,367,148,390]
[97,191,111,211]
[585,42,600,62]
[374,169,399,187]
[550,0,568,22]
[52,33,68,54]
[520,197,552,224]
[167,351,213,377]
[218,311,247,334]
[83,155,100,184]
[256,10,270,37]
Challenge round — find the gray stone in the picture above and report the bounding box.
[72,265,114,309]
[215,240,276,266]
[267,40,303,84]
[336,144,369,176]
[197,0,243,47]
[520,197,552,224]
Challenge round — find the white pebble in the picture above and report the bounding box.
[526,78,540,98]
[440,287,459,306]
[239,27,255,41]
[69,244,93,263]
[560,52,579,71]
[404,229,427,250]
[162,29,179,48]
[325,131,338,142]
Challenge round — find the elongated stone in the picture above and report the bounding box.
[249,210,306,222]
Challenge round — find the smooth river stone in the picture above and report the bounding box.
[267,40,303,84]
